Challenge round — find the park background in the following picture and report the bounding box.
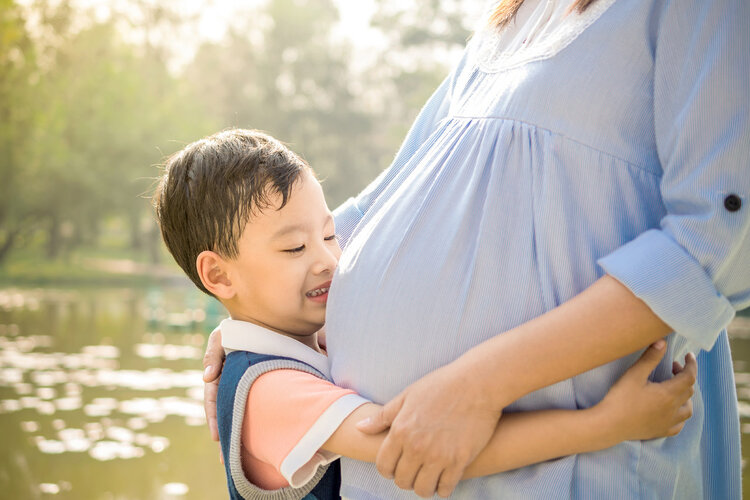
[0,1,748,498]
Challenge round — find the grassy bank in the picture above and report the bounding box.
[0,246,189,288]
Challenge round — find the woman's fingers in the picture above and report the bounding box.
[393,457,421,491]
[656,354,696,439]
[626,340,666,381]
[666,400,693,436]
[663,353,697,393]
[412,465,443,498]
[666,422,686,437]
[672,360,682,375]
[374,432,402,480]
[357,394,401,435]
[436,466,464,498]
[677,399,694,421]
[367,362,498,496]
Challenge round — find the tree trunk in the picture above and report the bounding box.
[46,215,60,259]
[129,211,143,251]
[0,229,19,266]
[147,221,161,264]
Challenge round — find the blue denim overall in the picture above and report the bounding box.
[217,350,342,500]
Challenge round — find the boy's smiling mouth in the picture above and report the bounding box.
[306,281,331,302]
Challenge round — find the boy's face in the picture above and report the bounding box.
[224,170,341,338]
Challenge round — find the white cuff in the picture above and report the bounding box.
[279,393,370,487]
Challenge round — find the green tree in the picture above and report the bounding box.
[0,0,214,264]
[184,0,379,206]
[0,0,40,263]
[368,0,473,150]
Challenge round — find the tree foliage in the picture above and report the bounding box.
[0,0,472,269]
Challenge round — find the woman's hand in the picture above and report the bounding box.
[356,358,502,498]
[202,327,225,441]
[597,340,696,442]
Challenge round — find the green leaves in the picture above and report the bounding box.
[0,0,469,268]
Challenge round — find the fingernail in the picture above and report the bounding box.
[204,365,212,378]
[654,340,666,350]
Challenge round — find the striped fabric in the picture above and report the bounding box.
[326,0,749,498]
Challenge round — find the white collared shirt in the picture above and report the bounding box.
[221,318,330,376]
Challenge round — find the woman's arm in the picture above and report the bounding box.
[324,341,696,498]
[358,275,674,497]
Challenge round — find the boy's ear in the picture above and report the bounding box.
[196,250,235,299]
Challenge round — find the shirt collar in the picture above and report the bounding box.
[220,318,330,377]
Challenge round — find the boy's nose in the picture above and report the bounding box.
[312,245,340,275]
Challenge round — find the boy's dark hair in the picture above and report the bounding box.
[153,129,310,296]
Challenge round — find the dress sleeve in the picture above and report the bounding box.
[334,61,457,248]
[597,0,750,351]
[242,369,370,488]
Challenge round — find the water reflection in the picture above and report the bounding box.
[0,287,226,499]
[0,287,749,498]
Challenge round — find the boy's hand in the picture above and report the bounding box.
[202,327,225,442]
[598,340,696,442]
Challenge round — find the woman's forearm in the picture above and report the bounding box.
[324,404,617,475]
[459,275,672,412]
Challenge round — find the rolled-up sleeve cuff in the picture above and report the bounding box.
[597,229,735,351]
[279,393,370,487]
[333,197,364,249]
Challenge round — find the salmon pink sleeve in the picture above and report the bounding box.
[242,369,370,488]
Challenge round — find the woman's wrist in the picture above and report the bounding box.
[588,399,628,449]
[451,343,512,415]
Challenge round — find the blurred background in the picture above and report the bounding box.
[0,1,748,498]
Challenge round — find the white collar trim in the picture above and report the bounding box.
[471,0,618,74]
[220,318,330,377]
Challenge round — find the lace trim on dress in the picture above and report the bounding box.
[471,0,618,74]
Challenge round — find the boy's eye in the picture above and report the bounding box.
[283,245,305,254]
[324,234,338,242]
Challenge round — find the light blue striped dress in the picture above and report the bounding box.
[326,0,749,498]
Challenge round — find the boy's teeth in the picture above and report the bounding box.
[307,287,329,297]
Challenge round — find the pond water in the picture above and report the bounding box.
[0,286,748,499]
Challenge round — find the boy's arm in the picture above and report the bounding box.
[323,342,696,496]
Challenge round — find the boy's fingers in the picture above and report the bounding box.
[202,328,225,383]
[205,377,220,441]
[202,328,224,442]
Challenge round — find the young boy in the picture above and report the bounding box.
[153,129,696,500]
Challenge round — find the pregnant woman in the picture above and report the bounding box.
[204,0,749,498]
